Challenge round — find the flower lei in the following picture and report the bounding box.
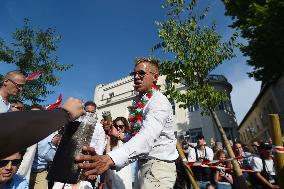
[128,84,159,136]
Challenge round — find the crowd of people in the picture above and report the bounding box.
[0,58,282,189]
[175,136,280,189]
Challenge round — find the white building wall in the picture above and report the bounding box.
[94,74,238,144]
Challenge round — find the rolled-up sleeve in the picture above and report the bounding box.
[108,95,170,168]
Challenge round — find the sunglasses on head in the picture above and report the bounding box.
[0,159,22,167]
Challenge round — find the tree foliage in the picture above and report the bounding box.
[153,0,238,111]
[222,0,284,82]
[0,19,72,103]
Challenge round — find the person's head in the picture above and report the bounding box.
[233,141,243,156]
[0,151,25,184]
[113,117,129,133]
[205,183,216,189]
[258,142,273,159]
[30,104,45,111]
[10,100,24,112]
[215,150,227,161]
[251,141,260,153]
[131,57,159,93]
[196,134,205,147]
[1,71,26,97]
[84,101,96,113]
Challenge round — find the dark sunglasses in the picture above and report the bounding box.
[8,79,25,89]
[0,159,22,167]
[115,124,125,129]
[130,70,147,78]
[12,105,24,111]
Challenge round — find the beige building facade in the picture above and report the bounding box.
[94,74,238,144]
[238,76,284,145]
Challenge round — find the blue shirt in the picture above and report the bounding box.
[3,174,28,189]
[31,133,57,172]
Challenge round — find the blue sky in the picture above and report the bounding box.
[0,0,261,123]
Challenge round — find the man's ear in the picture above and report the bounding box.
[153,73,159,82]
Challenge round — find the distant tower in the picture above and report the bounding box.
[184,75,238,143]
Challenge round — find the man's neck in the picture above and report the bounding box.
[0,88,9,102]
[198,145,205,150]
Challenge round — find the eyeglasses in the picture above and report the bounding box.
[0,159,22,167]
[130,70,156,78]
[115,124,125,129]
[11,105,24,111]
[7,79,25,89]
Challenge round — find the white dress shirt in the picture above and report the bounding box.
[187,146,214,162]
[90,123,106,155]
[0,95,11,113]
[108,91,178,168]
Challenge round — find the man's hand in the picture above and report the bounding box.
[51,134,61,146]
[75,146,114,177]
[61,97,84,121]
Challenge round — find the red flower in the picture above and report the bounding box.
[146,92,151,98]
[128,115,135,122]
[136,101,144,108]
[136,115,143,122]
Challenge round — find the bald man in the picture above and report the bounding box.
[0,71,26,113]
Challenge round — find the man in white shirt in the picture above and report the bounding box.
[251,143,279,189]
[187,135,213,187]
[76,58,178,189]
[0,71,26,113]
[84,101,106,156]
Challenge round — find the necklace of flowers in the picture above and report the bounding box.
[128,84,159,136]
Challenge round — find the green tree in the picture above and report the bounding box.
[153,0,248,187]
[0,19,72,103]
[222,0,284,82]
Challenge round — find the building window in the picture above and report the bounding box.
[187,128,203,143]
[188,104,199,112]
[224,127,233,140]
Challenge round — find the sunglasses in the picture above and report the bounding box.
[12,105,24,111]
[7,79,25,89]
[130,70,147,78]
[130,70,157,78]
[115,124,125,129]
[0,159,22,167]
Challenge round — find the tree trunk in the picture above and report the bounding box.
[176,142,199,189]
[210,109,249,189]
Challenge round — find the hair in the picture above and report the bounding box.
[84,101,96,108]
[19,149,26,157]
[134,57,159,75]
[233,140,242,147]
[110,117,129,148]
[1,71,25,86]
[30,104,45,110]
[215,150,227,160]
[4,71,25,80]
[113,116,129,132]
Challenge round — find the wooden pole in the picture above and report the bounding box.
[210,110,249,189]
[176,142,199,189]
[268,114,284,189]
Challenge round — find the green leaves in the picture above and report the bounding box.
[154,0,237,111]
[222,0,284,82]
[0,19,72,103]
